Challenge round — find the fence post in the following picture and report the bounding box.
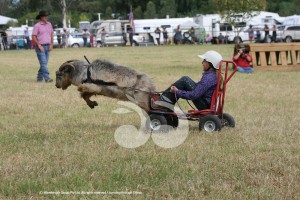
[249,43,300,68]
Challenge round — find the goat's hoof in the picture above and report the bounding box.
[88,101,98,109]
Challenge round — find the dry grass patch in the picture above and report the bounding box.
[0,45,299,199]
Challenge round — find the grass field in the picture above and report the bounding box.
[0,45,299,199]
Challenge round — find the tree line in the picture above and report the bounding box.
[1,0,299,29]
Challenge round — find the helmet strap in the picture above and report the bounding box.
[205,62,214,71]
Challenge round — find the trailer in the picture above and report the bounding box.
[89,17,205,46]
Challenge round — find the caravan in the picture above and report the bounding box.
[89,17,205,46]
[195,11,285,43]
[6,26,33,49]
[133,18,205,45]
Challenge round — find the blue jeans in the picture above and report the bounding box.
[35,44,51,81]
[160,76,210,110]
[237,66,254,73]
[83,37,87,47]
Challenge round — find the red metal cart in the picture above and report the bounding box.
[146,60,237,132]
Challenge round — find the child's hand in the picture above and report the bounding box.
[170,86,178,93]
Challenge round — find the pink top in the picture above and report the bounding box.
[32,21,53,45]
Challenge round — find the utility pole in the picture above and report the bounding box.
[97,13,102,21]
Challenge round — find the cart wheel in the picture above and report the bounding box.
[199,115,222,132]
[146,114,168,133]
[220,113,235,128]
[166,115,179,128]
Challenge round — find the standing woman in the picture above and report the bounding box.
[62,29,69,48]
[82,28,90,47]
[56,30,62,48]
[271,25,277,43]
[174,25,183,45]
[162,27,168,45]
[248,25,254,43]
[32,10,53,82]
[264,24,270,43]
[154,27,161,45]
[100,28,107,46]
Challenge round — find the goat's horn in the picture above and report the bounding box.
[59,62,76,72]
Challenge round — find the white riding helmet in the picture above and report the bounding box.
[198,50,223,69]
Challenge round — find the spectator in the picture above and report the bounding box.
[256,29,261,43]
[205,33,212,44]
[174,25,182,45]
[271,25,277,43]
[62,29,69,48]
[153,50,223,111]
[129,29,134,46]
[31,10,54,82]
[56,30,62,48]
[189,27,196,43]
[24,27,31,49]
[264,24,270,43]
[154,27,161,45]
[162,27,168,45]
[232,44,253,73]
[122,30,127,46]
[248,25,254,43]
[90,34,94,47]
[100,28,107,46]
[217,33,225,44]
[82,28,90,47]
[1,31,8,50]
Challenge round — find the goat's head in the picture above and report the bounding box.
[55,60,77,90]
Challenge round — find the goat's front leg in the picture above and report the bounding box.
[81,92,98,109]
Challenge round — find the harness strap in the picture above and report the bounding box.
[82,66,117,86]
[81,64,164,95]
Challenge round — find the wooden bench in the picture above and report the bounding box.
[248,43,300,68]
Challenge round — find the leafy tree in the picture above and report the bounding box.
[3,20,19,29]
[105,6,113,19]
[160,0,176,18]
[144,1,156,19]
[277,1,294,16]
[134,6,143,19]
[213,0,266,27]
[3,0,300,30]
[212,0,267,43]
[293,0,300,14]
[0,0,14,16]
[56,0,79,28]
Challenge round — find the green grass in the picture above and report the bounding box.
[0,45,299,199]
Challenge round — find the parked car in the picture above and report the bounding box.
[96,32,152,47]
[235,25,266,43]
[132,33,152,46]
[96,32,126,47]
[68,32,90,47]
[281,25,300,42]
[53,31,90,48]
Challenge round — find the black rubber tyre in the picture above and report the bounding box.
[220,113,235,128]
[234,36,242,44]
[133,41,139,46]
[72,43,80,48]
[183,32,190,38]
[96,42,103,47]
[285,36,293,43]
[199,115,222,132]
[146,114,168,133]
[166,115,179,128]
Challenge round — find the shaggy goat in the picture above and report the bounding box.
[55,59,156,111]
